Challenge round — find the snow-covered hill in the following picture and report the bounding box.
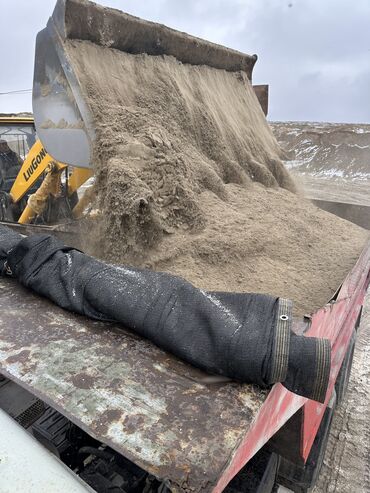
[271,121,370,182]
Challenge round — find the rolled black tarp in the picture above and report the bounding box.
[0,225,330,402]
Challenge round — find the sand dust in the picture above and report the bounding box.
[65,39,368,317]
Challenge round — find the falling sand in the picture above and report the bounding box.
[64,37,368,317]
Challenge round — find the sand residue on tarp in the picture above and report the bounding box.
[65,39,368,316]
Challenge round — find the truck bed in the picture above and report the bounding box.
[0,239,369,492]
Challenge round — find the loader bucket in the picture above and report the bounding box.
[33,0,258,168]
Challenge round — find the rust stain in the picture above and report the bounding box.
[94,409,123,436]
[5,349,31,364]
[70,372,96,389]
[123,414,146,434]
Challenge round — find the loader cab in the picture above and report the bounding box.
[0,116,36,159]
[0,116,42,221]
[0,116,36,193]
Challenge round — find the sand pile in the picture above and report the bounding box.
[65,39,368,316]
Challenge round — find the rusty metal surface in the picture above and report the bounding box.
[0,279,267,493]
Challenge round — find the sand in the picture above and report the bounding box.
[65,39,368,317]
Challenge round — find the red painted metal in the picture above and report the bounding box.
[302,242,370,459]
[214,240,370,492]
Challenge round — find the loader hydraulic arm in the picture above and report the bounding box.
[9,139,61,203]
[9,139,92,224]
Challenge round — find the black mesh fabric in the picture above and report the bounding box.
[0,226,331,402]
[0,226,23,273]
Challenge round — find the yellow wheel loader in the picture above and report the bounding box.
[0,115,92,228]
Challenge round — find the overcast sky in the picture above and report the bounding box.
[0,0,369,123]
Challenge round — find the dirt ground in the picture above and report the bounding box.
[314,289,370,493]
[294,175,370,207]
